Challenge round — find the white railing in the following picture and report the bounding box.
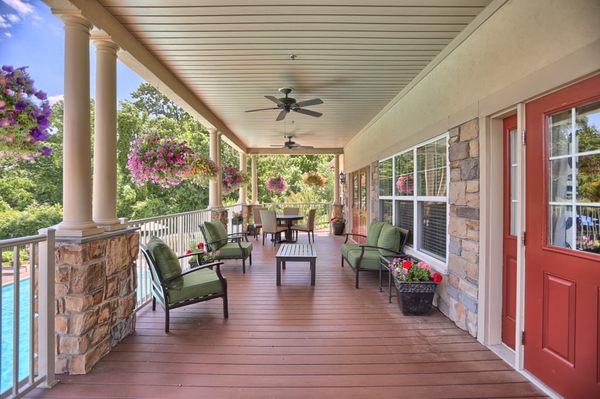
[126,209,212,309]
[0,230,56,399]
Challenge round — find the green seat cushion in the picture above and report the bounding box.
[342,243,360,259]
[146,237,182,282]
[377,224,402,257]
[346,248,381,271]
[167,269,225,304]
[216,242,253,258]
[204,221,228,249]
[366,220,385,246]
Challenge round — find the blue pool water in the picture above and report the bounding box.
[1,278,31,395]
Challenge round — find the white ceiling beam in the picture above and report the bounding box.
[248,147,343,155]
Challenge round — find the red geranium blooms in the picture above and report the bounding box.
[401,259,413,269]
[197,242,205,250]
[432,272,443,284]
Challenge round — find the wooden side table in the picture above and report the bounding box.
[275,244,317,286]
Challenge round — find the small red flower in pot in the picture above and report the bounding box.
[432,272,443,284]
[197,242,205,251]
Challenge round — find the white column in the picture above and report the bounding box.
[333,154,341,205]
[209,128,222,208]
[238,152,248,205]
[56,12,102,237]
[251,154,259,205]
[92,32,122,230]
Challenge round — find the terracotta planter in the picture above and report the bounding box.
[395,281,437,315]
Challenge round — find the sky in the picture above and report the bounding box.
[0,0,144,104]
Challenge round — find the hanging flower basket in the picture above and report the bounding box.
[0,65,53,162]
[127,130,194,188]
[266,175,287,193]
[188,156,219,185]
[396,174,413,195]
[302,171,326,187]
[388,258,442,315]
[221,164,248,195]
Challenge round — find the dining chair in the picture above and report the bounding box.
[252,206,267,239]
[292,209,317,243]
[283,207,300,226]
[260,210,287,246]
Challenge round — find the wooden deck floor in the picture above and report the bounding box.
[29,233,545,398]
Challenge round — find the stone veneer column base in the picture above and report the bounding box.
[54,229,139,374]
[211,208,229,228]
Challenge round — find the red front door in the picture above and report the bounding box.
[525,75,600,398]
[502,115,518,350]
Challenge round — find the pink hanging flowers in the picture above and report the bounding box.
[266,175,287,193]
[127,130,194,188]
[221,164,249,195]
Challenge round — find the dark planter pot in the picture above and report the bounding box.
[395,281,437,315]
[332,222,345,235]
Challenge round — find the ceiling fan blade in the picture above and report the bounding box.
[294,145,315,149]
[265,95,283,105]
[269,144,284,147]
[245,107,279,113]
[276,109,288,121]
[293,108,322,118]
[294,98,323,108]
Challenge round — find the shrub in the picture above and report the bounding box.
[0,203,62,239]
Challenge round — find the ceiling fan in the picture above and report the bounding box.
[270,136,314,150]
[245,87,323,121]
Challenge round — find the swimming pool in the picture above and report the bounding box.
[1,278,31,395]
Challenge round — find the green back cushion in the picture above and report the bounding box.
[204,221,228,249]
[377,224,401,257]
[366,220,385,246]
[147,237,182,282]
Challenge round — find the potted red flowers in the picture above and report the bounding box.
[185,242,214,267]
[330,216,345,235]
[388,258,442,315]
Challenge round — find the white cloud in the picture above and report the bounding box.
[2,0,34,15]
[4,31,11,37]
[6,13,19,23]
[48,94,64,105]
[0,15,9,28]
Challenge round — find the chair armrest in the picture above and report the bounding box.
[343,232,367,243]
[177,251,206,260]
[164,261,225,284]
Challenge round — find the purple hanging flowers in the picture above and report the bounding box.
[266,175,288,193]
[221,164,249,195]
[0,65,53,161]
[126,131,195,188]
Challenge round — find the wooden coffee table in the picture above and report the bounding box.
[275,244,317,286]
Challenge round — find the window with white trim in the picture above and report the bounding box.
[379,134,449,263]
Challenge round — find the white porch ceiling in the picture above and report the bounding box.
[99,0,493,148]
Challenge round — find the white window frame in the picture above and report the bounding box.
[378,133,449,273]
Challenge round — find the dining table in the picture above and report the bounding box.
[276,214,304,243]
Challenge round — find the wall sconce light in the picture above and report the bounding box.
[339,171,346,185]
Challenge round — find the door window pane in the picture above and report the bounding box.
[509,129,518,236]
[395,152,414,196]
[418,201,447,261]
[549,158,573,202]
[576,206,600,253]
[379,159,393,196]
[576,154,600,203]
[549,109,572,157]
[549,205,574,249]
[380,200,393,224]
[575,100,600,153]
[395,200,413,245]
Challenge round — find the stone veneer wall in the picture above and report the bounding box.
[54,231,139,374]
[436,119,480,336]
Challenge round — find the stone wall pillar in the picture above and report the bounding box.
[54,230,139,374]
[437,119,480,336]
[211,208,228,227]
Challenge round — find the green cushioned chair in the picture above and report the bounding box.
[341,220,410,289]
[142,237,228,333]
[200,220,253,273]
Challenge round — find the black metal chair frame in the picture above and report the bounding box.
[140,245,228,333]
[199,225,252,273]
[341,228,410,289]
